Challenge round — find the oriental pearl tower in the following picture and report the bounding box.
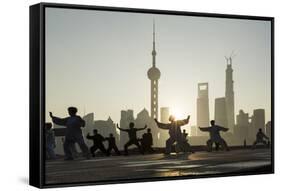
[147,22,161,119]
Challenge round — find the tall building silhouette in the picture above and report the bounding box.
[265,121,271,139]
[197,83,210,136]
[160,107,170,123]
[147,21,161,120]
[234,110,250,142]
[214,97,227,128]
[251,109,265,132]
[159,107,170,146]
[225,58,235,132]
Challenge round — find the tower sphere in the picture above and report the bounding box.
[147,67,161,80]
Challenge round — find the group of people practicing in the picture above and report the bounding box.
[45,106,270,160]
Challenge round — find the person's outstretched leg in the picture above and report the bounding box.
[206,139,213,152]
[63,138,74,160]
[76,136,90,159]
[98,144,108,156]
[91,145,98,157]
[124,141,132,155]
[107,146,113,156]
[220,139,229,151]
[165,138,175,154]
[113,145,120,155]
[134,141,144,154]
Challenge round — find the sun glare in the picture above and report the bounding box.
[170,108,186,120]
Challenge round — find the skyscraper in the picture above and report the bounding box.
[225,57,235,132]
[159,107,170,146]
[147,22,161,120]
[235,109,250,142]
[214,97,227,128]
[160,107,170,123]
[197,83,210,136]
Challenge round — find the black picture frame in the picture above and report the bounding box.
[30,2,274,188]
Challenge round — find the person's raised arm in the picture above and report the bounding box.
[154,119,170,130]
[263,133,269,140]
[198,126,210,132]
[176,115,190,126]
[86,133,93,139]
[116,123,127,131]
[218,126,229,132]
[137,124,147,131]
[49,112,67,126]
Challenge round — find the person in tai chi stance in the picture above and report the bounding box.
[50,107,90,160]
[198,120,230,152]
[154,115,190,155]
[252,128,270,149]
[86,129,108,157]
[117,122,147,155]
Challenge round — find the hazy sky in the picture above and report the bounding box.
[45,7,271,126]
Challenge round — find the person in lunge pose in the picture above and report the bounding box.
[50,107,90,160]
[252,128,269,149]
[105,133,120,156]
[154,115,190,155]
[117,122,147,155]
[87,129,108,157]
[198,120,229,152]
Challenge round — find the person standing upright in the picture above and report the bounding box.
[50,107,90,160]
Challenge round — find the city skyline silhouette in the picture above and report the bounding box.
[45,7,271,126]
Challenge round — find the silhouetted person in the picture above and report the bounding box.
[199,120,229,152]
[117,122,147,155]
[141,128,154,153]
[45,123,56,160]
[105,133,120,156]
[181,129,193,153]
[50,107,90,160]
[155,115,190,154]
[252,128,269,149]
[87,129,108,157]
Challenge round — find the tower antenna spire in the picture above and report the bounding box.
[152,19,156,67]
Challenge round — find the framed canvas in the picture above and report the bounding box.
[29,2,274,188]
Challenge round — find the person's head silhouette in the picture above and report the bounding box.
[147,128,151,133]
[183,129,186,133]
[93,129,98,135]
[210,120,215,126]
[259,128,262,132]
[169,115,175,122]
[109,133,113,137]
[129,122,134,129]
[68,107,78,116]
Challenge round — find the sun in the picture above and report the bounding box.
[170,107,186,120]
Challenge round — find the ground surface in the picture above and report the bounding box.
[45,148,271,185]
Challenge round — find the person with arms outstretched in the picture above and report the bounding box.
[87,129,108,157]
[49,107,90,160]
[198,120,229,152]
[117,122,147,155]
[154,115,190,154]
[252,128,269,149]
